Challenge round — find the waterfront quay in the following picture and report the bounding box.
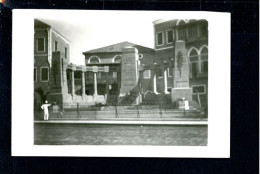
[34,113,207,146]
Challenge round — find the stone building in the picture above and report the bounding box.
[34,20,71,109]
[151,19,208,107]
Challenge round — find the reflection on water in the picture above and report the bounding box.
[34,124,207,146]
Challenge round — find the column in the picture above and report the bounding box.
[153,70,158,94]
[71,70,75,95]
[93,72,97,95]
[81,71,85,96]
[163,68,169,94]
[105,72,109,100]
[139,71,143,93]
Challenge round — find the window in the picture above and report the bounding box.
[156,69,163,78]
[188,49,199,78]
[113,72,117,79]
[113,55,122,63]
[201,61,208,73]
[41,67,49,82]
[190,62,198,78]
[188,25,198,39]
[192,85,206,94]
[178,28,186,41]
[157,32,163,46]
[55,41,58,51]
[201,25,208,37]
[74,71,81,79]
[65,47,67,58]
[34,68,37,82]
[143,70,151,79]
[200,47,208,73]
[37,38,45,52]
[166,30,174,43]
[89,56,101,64]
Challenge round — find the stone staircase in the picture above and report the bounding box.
[46,107,206,120]
[118,86,140,105]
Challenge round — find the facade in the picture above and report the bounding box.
[34,20,71,109]
[34,19,208,110]
[83,42,155,105]
[152,19,208,107]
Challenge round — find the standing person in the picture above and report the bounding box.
[41,100,52,120]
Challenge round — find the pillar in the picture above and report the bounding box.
[163,68,169,94]
[71,70,75,95]
[81,71,85,96]
[105,72,109,101]
[139,71,144,93]
[153,70,158,94]
[93,72,97,95]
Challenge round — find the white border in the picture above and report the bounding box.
[12,10,230,158]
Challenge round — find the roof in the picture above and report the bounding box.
[34,19,51,29]
[83,41,154,54]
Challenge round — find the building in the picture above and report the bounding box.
[34,19,208,110]
[34,20,71,109]
[151,19,208,107]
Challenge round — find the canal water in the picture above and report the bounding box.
[34,124,207,146]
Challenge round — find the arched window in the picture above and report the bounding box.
[176,19,187,26]
[200,46,208,73]
[188,48,199,78]
[113,55,122,63]
[89,56,101,64]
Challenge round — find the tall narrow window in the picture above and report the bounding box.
[188,49,199,78]
[41,67,49,82]
[201,61,208,73]
[65,47,67,58]
[157,32,163,46]
[34,68,37,82]
[37,38,45,52]
[167,30,174,43]
[188,25,198,39]
[55,41,58,51]
[201,25,208,37]
[200,47,208,73]
[178,28,186,41]
[156,69,163,78]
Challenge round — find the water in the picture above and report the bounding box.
[34,124,207,146]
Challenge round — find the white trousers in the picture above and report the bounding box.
[44,112,49,120]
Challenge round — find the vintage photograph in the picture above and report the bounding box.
[33,16,208,146]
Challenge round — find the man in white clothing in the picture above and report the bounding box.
[41,100,52,120]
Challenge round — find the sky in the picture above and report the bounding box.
[37,11,161,65]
